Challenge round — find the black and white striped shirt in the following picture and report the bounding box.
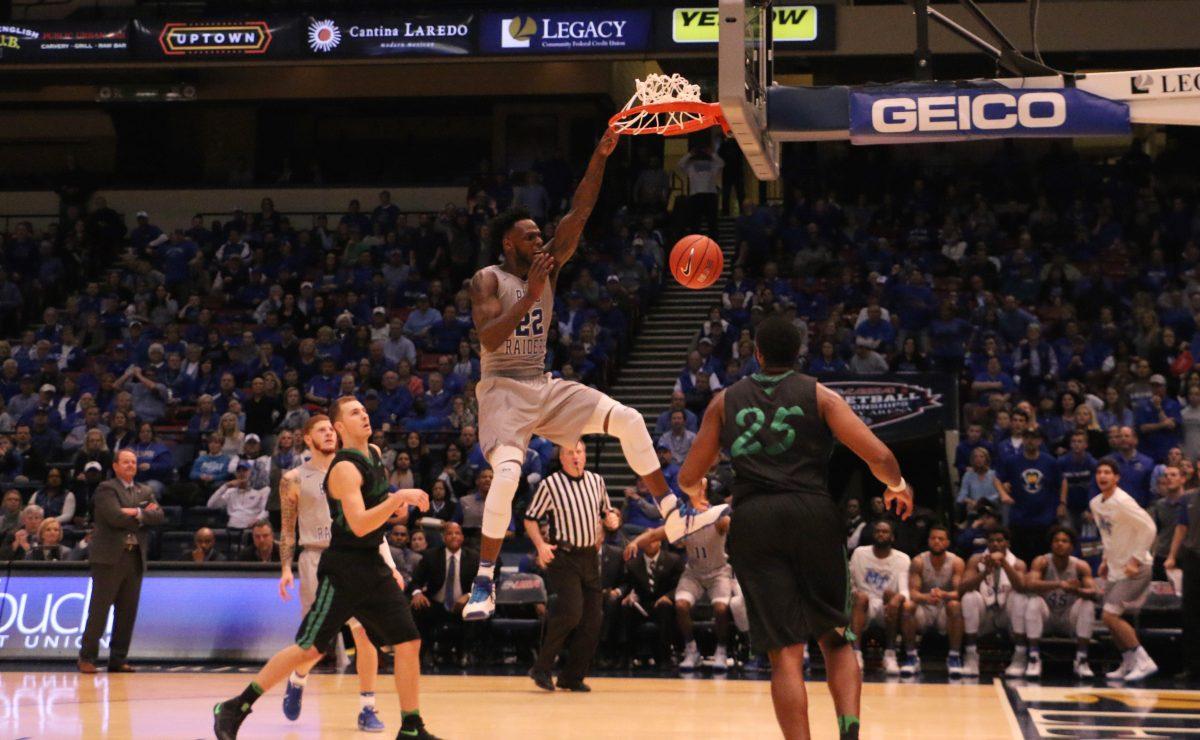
[525,470,612,548]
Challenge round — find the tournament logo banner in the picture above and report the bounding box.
[849,83,1130,144]
[0,21,129,63]
[821,374,958,441]
[480,10,651,54]
[305,13,473,57]
[133,18,302,59]
[657,5,835,51]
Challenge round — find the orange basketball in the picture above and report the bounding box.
[669,234,723,289]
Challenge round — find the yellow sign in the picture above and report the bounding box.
[671,6,818,44]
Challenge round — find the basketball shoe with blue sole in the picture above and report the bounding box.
[462,575,495,621]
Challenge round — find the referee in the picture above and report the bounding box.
[525,440,619,692]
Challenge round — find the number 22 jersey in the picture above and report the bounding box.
[479,264,553,379]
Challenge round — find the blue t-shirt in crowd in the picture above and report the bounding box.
[1056,452,1098,514]
[1133,397,1183,463]
[1115,451,1155,507]
[1000,451,1060,527]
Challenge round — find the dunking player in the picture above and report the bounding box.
[678,316,914,740]
[899,524,965,677]
[464,129,727,620]
[275,414,402,732]
[1023,525,1098,679]
[214,397,439,740]
[625,481,735,670]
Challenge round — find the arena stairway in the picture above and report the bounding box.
[593,217,737,501]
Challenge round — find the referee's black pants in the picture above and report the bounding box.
[533,544,603,685]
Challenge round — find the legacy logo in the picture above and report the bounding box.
[159,21,272,55]
[871,92,1066,133]
[672,6,817,43]
[502,16,537,48]
[485,11,650,52]
[1128,71,1200,96]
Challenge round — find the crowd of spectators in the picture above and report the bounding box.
[3,133,1199,671]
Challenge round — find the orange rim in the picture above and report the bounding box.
[608,101,731,137]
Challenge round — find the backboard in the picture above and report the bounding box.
[717,0,780,180]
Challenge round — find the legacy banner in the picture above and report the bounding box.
[133,17,303,60]
[0,568,294,660]
[480,10,652,54]
[0,21,129,63]
[849,83,1131,144]
[820,374,958,442]
[305,13,473,57]
[657,5,835,51]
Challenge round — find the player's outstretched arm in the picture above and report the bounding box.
[817,383,912,519]
[278,470,299,572]
[678,391,725,497]
[549,129,619,268]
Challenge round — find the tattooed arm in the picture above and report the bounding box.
[278,469,299,600]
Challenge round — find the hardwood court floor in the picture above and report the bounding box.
[0,670,1018,739]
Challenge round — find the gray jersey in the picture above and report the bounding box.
[682,516,729,578]
[296,461,332,548]
[917,551,961,593]
[479,265,553,379]
[1042,555,1085,612]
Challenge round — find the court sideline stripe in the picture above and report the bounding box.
[993,678,1025,740]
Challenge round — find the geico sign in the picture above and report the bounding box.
[871,92,1066,133]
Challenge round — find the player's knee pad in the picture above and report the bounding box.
[604,403,659,477]
[482,446,523,540]
[961,591,983,633]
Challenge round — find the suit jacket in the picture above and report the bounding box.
[409,545,478,604]
[600,544,626,591]
[90,478,164,571]
[621,550,683,603]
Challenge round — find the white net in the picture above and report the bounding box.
[612,73,715,135]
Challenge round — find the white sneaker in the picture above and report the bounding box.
[704,646,729,671]
[1106,654,1133,681]
[1024,656,1042,679]
[1124,654,1159,682]
[963,651,980,677]
[854,650,864,670]
[883,650,901,675]
[1005,653,1028,678]
[680,645,700,671]
[1074,659,1095,679]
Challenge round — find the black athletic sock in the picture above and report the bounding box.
[838,714,860,740]
[233,682,263,711]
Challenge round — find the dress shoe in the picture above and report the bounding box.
[528,668,555,691]
[557,680,591,692]
[108,663,136,673]
[77,659,98,674]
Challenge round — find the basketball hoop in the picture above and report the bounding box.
[609,73,730,137]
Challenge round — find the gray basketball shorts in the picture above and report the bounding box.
[477,374,617,460]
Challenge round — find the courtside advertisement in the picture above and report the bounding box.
[481,10,651,54]
[133,18,302,59]
[0,568,294,660]
[0,21,129,63]
[849,84,1130,144]
[305,13,474,57]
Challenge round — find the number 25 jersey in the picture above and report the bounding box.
[719,371,833,504]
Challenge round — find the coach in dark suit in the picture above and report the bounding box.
[620,538,683,665]
[409,521,480,664]
[78,449,164,673]
[598,543,627,666]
